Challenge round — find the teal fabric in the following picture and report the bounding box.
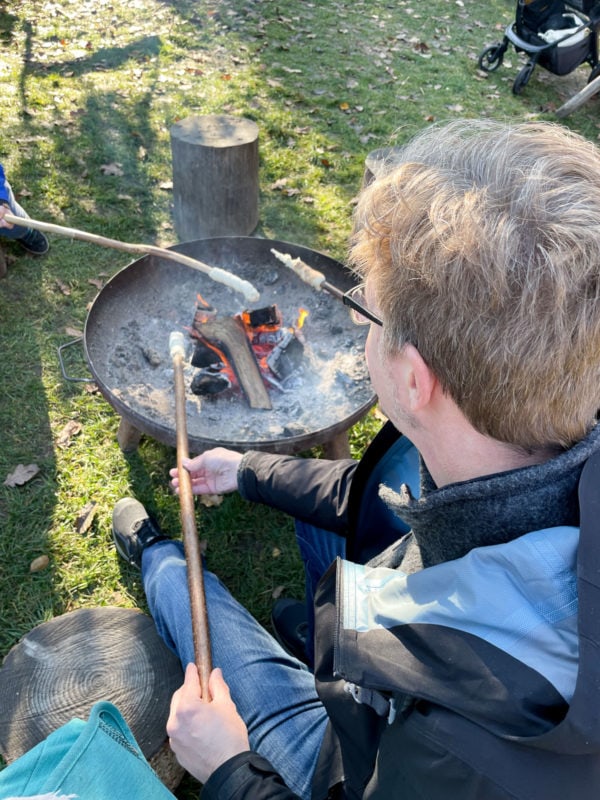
[0,701,176,799]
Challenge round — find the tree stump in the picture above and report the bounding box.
[0,607,185,789]
[170,114,259,241]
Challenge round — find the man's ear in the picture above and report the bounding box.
[396,343,437,411]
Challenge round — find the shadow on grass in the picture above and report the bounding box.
[0,257,58,657]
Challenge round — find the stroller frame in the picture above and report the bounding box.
[479,0,600,94]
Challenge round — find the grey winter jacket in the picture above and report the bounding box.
[203,422,600,799]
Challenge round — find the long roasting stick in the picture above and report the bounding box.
[270,247,345,300]
[3,212,260,303]
[169,331,212,697]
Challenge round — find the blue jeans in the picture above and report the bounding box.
[295,520,346,666]
[142,523,344,798]
[0,173,30,240]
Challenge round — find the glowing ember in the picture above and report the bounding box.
[190,301,306,402]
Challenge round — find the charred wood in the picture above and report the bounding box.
[192,316,272,410]
[267,330,304,380]
[191,371,231,396]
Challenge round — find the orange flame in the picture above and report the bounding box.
[296,308,309,329]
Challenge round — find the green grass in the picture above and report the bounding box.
[2,0,600,794]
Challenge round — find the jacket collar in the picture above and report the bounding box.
[376,424,600,572]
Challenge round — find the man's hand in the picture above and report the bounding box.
[170,447,243,496]
[0,204,14,229]
[167,663,250,784]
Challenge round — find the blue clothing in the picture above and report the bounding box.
[0,163,9,204]
[0,162,31,239]
[142,540,329,800]
[144,423,600,799]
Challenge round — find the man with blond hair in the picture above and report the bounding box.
[112,119,600,798]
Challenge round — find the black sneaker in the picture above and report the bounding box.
[18,227,49,255]
[112,497,170,570]
[271,598,310,665]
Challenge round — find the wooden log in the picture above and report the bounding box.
[193,315,272,410]
[170,115,259,240]
[0,608,185,789]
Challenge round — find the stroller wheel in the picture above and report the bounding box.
[478,43,506,72]
[513,63,535,95]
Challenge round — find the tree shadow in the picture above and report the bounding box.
[0,0,365,666]
[0,27,169,663]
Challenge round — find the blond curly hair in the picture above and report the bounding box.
[350,120,600,450]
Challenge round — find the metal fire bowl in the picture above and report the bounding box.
[84,236,376,454]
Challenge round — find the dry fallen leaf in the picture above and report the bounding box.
[56,420,82,448]
[272,585,285,599]
[56,280,71,296]
[30,554,50,573]
[88,277,104,290]
[199,493,224,508]
[65,326,83,337]
[76,501,98,534]
[100,162,124,176]
[4,463,40,487]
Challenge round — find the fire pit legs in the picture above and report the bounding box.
[117,417,143,453]
[322,430,351,460]
[113,413,352,460]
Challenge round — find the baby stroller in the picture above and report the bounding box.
[478,0,600,94]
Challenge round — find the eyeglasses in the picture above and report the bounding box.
[342,283,383,327]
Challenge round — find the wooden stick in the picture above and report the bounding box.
[556,73,600,118]
[169,331,212,697]
[3,212,260,303]
[270,248,345,300]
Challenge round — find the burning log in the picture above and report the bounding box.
[192,315,272,410]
